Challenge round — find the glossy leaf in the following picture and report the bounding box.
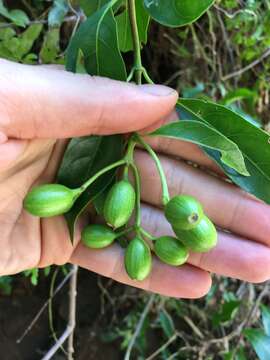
[244,329,270,360]
[176,99,270,204]
[116,0,150,52]
[66,1,127,80]
[143,0,215,27]
[151,120,249,176]
[79,0,111,16]
[57,135,124,240]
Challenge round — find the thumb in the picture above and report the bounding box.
[0,60,178,139]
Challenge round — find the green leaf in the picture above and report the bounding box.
[40,28,60,63]
[224,347,247,360]
[79,0,111,16]
[18,24,43,60]
[244,329,270,360]
[0,24,43,62]
[212,300,240,327]
[177,99,270,204]
[158,310,175,339]
[66,1,127,80]
[143,0,215,28]
[261,305,270,336]
[0,1,29,27]
[57,135,124,240]
[151,120,249,176]
[48,0,69,27]
[220,88,257,107]
[93,182,114,215]
[116,0,150,52]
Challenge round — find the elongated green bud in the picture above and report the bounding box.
[165,195,203,230]
[23,184,80,218]
[154,236,189,266]
[173,215,217,253]
[104,180,136,229]
[124,237,152,281]
[82,224,116,249]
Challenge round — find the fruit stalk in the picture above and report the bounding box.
[136,134,170,205]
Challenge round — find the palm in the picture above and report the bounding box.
[0,139,70,275]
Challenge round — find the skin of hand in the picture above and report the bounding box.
[1,60,270,299]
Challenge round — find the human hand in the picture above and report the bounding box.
[0,60,176,280]
[72,118,270,298]
[2,60,270,299]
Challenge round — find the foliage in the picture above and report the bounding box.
[0,0,270,358]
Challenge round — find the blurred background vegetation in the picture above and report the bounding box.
[0,0,270,359]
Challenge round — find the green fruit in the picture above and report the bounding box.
[104,180,136,229]
[23,184,80,218]
[165,195,203,230]
[125,237,152,281]
[154,236,189,266]
[173,215,217,253]
[82,224,116,249]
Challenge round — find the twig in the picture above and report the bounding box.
[16,268,75,344]
[0,15,83,29]
[214,5,258,20]
[67,0,83,37]
[231,282,270,356]
[207,282,270,347]
[48,268,67,356]
[222,48,270,81]
[68,265,79,360]
[124,294,155,360]
[145,333,178,360]
[41,325,73,360]
[183,315,204,340]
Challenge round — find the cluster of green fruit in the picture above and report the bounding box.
[24,177,217,281]
[82,180,217,280]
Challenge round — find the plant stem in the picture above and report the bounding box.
[140,228,155,241]
[128,0,143,85]
[115,226,134,239]
[130,163,141,228]
[78,159,126,194]
[142,68,154,84]
[67,265,78,360]
[125,138,137,164]
[135,134,170,205]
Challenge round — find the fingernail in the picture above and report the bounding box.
[138,84,178,97]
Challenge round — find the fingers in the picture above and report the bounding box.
[140,204,270,283]
[0,140,27,171]
[0,59,178,139]
[70,242,212,298]
[135,150,270,246]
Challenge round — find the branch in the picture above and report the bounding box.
[124,294,155,360]
[0,14,84,29]
[222,48,270,81]
[16,268,75,344]
[68,265,79,360]
[41,325,73,360]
